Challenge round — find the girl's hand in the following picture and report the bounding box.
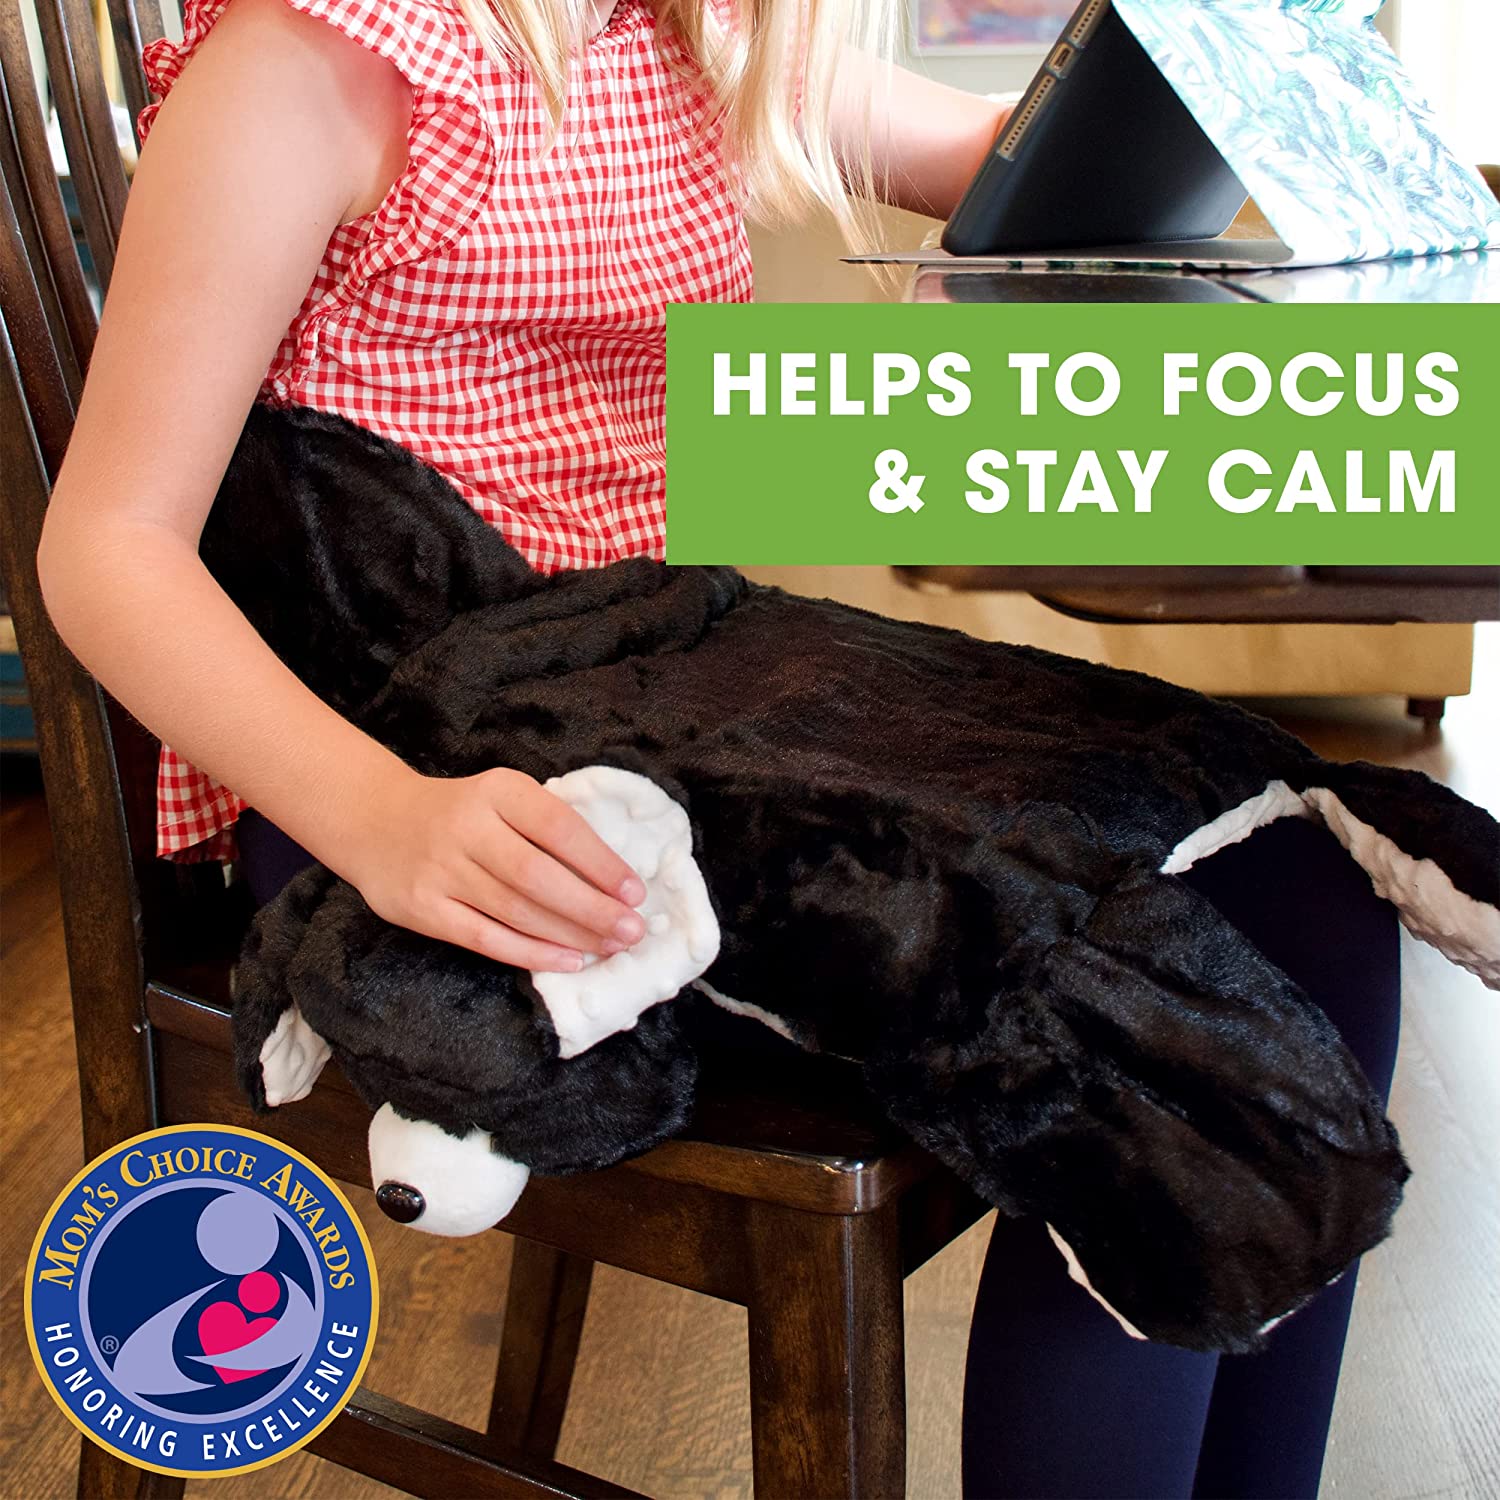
[830,51,1013,219]
[346,766,649,972]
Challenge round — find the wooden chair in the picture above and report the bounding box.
[1,6,987,1497]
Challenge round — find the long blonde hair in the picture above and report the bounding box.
[451,0,898,242]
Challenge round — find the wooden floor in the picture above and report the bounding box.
[2,639,1497,1500]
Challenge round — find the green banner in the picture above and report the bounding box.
[665,302,1500,565]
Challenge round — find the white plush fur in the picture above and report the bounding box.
[1050,1219,1316,1343]
[1303,787,1500,988]
[258,1005,332,1106]
[531,766,720,1058]
[1162,781,1500,989]
[367,1103,531,1236]
[1159,780,1314,875]
[693,978,799,1043]
[1046,1225,1146,1341]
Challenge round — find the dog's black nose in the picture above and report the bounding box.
[375,1181,425,1224]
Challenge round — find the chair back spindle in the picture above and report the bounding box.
[29,0,130,290]
[0,14,93,403]
[1,3,242,1154]
[104,0,168,147]
[0,317,155,1155]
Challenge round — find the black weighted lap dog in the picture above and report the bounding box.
[205,401,1499,1353]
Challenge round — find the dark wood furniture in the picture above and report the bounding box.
[895,564,1500,628]
[0,9,985,1496]
[899,247,1500,726]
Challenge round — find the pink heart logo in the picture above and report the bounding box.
[197,1301,275,1383]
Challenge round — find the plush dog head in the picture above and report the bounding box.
[233,863,702,1176]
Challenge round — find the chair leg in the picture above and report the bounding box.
[488,1239,595,1458]
[745,1202,906,1499]
[1407,696,1446,730]
[78,1436,185,1499]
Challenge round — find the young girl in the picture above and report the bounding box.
[36,0,1399,1493]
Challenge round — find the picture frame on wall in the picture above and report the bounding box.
[914,0,1077,54]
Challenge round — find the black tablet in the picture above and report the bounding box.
[941,0,1251,257]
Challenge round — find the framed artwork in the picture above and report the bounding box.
[914,0,1076,54]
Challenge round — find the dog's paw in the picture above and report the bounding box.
[530,766,719,1058]
[258,1005,333,1106]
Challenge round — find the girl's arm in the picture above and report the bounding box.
[37,0,646,971]
[831,49,1009,220]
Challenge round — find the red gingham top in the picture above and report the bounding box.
[137,0,754,861]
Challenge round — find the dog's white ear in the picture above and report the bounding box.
[258,1005,333,1106]
[368,1104,531,1237]
[530,766,719,1058]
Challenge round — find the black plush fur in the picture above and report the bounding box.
[233,864,699,1172]
[208,401,1499,1353]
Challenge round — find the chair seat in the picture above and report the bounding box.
[150,899,916,1169]
[145,975,939,1232]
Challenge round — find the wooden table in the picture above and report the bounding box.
[907,243,1500,308]
[896,249,1500,629]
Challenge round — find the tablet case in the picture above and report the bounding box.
[852,0,1500,272]
[940,3,1254,258]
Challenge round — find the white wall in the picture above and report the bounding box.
[896,0,1492,164]
[1394,0,1500,163]
[899,0,1394,97]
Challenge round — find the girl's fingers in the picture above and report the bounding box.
[476,820,647,945]
[501,782,648,906]
[440,901,586,973]
[459,859,624,956]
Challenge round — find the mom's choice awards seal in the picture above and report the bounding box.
[25,1125,378,1479]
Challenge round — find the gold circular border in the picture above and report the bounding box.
[25,1123,380,1480]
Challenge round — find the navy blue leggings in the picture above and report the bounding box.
[236,810,1401,1500]
[235,808,320,909]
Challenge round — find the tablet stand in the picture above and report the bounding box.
[852,0,1499,272]
[1116,0,1498,266]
